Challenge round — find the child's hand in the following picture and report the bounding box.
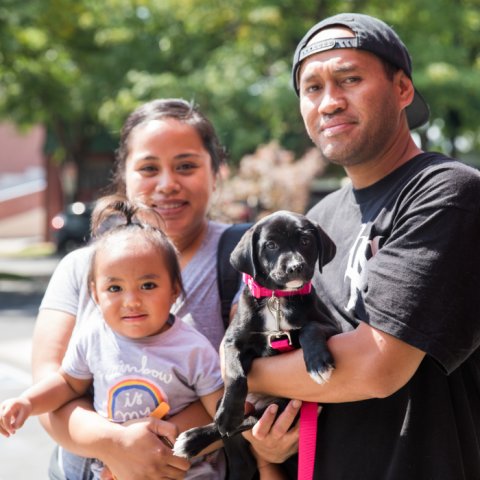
[0,398,33,437]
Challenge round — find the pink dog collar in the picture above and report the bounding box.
[242,273,311,299]
[270,339,295,353]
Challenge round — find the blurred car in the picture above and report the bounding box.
[51,202,93,254]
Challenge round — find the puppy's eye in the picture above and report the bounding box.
[301,236,311,245]
[266,241,277,249]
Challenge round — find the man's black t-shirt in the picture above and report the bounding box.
[283,153,480,480]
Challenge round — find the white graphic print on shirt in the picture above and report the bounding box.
[344,224,383,311]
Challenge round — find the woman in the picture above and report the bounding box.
[33,99,297,480]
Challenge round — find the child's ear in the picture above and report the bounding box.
[91,283,99,304]
[171,281,181,303]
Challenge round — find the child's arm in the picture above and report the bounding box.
[0,368,91,437]
[199,386,224,419]
[177,386,224,456]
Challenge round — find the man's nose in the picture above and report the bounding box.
[155,170,181,195]
[318,84,347,116]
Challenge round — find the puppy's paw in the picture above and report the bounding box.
[173,425,218,459]
[308,364,335,385]
[214,404,244,436]
[305,350,336,386]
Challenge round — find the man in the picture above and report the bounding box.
[245,13,480,479]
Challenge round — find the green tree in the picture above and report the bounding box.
[1,0,480,193]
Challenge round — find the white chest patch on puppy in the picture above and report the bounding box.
[261,299,297,332]
[286,280,304,289]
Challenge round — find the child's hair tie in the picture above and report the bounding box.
[91,195,164,238]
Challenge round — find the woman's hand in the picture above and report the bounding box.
[100,417,191,480]
[242,400,301,464]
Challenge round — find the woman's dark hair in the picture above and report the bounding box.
[110,99,226,194]
[88,195,185,299]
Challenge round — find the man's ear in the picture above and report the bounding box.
[230,225,258,277]
[311,220,336,273]
[395,69,415,110]
[91,283,99,304]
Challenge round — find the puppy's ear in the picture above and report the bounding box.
[311,220,336,273]
[230,225,258,277]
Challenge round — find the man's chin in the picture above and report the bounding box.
[318,144,365,167]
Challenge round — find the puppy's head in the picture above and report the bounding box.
[230,211,336,291]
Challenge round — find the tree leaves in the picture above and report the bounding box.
[1,0,480,169]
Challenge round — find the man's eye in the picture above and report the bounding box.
[344,77,360,84]
[266,241,277,249]
[142,282,156,290]
[306,85,320,93]
[301,236,311,245]
[108,285,121,293]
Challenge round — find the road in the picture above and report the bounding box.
[0,258,60,480]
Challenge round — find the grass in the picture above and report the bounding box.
[0,272,33,281]
[0,242,57,258]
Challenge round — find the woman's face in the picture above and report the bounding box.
[125,118,216,239]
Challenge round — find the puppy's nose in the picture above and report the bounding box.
[286,262,303,274]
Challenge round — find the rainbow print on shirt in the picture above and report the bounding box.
[107,376,169,422]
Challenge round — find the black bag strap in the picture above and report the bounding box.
[217,222,254,329]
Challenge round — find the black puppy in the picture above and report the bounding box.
[174,211,340,479]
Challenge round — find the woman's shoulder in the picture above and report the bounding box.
[58,244,95,270]
[206,220,230,241]
[192,220,230,257]
[39,244,95,314]
[58,245,95,282]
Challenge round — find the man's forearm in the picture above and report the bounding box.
[247,322,425,403]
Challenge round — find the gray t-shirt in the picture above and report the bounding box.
[63,316,225,480]
[62,315,224,419]
[40,221,230,351]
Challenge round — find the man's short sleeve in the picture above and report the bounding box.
[358,200,480,375]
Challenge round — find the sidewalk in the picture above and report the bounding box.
[0,257,60,278]
[0,268,56,479]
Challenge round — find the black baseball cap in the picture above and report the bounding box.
[292,13,430,130]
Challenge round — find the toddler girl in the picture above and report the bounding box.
[0,196,225,480]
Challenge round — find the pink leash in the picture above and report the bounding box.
[271,339,317,480]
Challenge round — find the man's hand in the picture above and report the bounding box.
[242,400,301,464]
[101,417,191,480]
